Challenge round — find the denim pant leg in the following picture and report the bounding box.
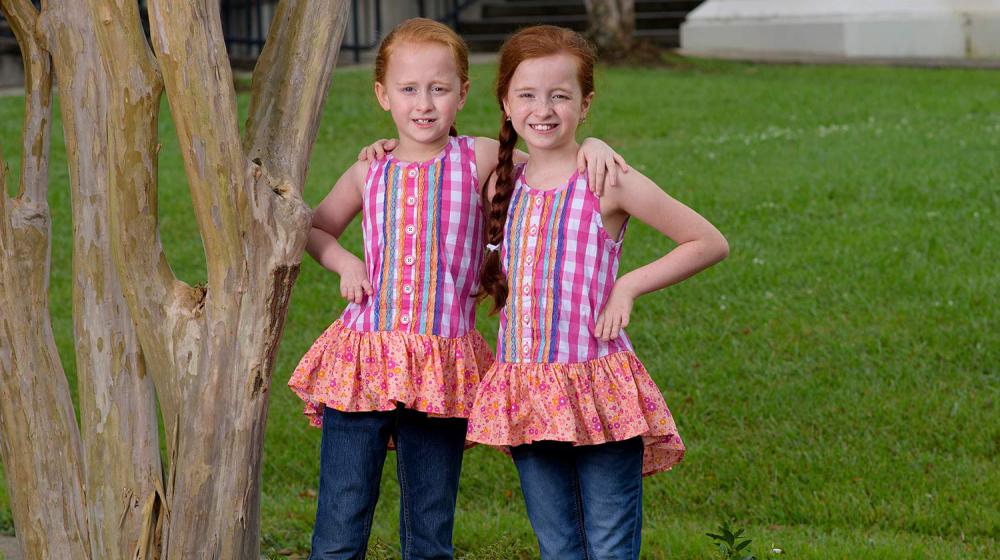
[310,407,395,560]
[576,437,645,560]
[511,441,590,559]
[394,408,468,560]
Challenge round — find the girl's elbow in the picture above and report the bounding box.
[703,232,728,265]
[715,234,730,263]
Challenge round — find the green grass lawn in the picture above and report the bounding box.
[1,57,997,559]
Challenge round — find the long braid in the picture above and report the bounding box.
[478,24,597,312]
[477,117,519,312]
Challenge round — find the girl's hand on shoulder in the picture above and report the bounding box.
[578,138,629,197]
[357,138,398,161]
[339,255,373,304]
[594,277,637,341]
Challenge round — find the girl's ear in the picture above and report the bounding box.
[501,96,511,120]
[374,82,391,111]
[580,92,595,122]
[457,80,470,110]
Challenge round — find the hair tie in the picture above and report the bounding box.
[485,243,500,252]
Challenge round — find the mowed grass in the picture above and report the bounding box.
[1,58,997,559]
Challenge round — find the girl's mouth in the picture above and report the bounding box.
[529,123,558,132]
[413,118,437,127]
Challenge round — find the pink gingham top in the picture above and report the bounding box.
[289,136,494,427]
[497,166,632,363]
[344,135,483,336]
[467,164,685,476]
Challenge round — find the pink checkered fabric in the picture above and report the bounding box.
[498,164,632,363]
[341,135,483,337]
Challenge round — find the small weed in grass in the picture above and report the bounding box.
[707,521,783,560]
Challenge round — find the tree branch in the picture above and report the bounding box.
[42,2,166,557]
[244,0,349,190]
[147,0,244,291]
[0,3,91,557]
[1,0,50,203]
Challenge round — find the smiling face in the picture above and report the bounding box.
[502,53,593,154]
[375,41,469,152]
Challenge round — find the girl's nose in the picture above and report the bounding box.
[417,91,434,111]
[533,99,555,115]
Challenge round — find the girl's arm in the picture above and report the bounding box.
[594,168,729,341]
[474,136,628,195]
[308,160,372,304]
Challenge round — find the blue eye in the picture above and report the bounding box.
[401,86,416,94]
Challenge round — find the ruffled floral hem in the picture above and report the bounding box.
[466,351,685,476]
[289,319,495,427]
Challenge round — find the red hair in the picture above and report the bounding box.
[374,18,469,137]
[478,25,597,312]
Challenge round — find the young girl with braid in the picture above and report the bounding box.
[289,18,626,559]
[467,26,729,559]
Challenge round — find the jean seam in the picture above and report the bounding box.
[572,465,590,560]
[629,438,643,560]
[396,417,413,560]
[627,479,641,560]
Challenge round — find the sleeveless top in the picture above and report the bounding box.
[290,136,494,428]
[467,164,685,476]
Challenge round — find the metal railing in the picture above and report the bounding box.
[0,1,481,65]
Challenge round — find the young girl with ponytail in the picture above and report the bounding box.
[467,26,729,559]
[289,18,624,559]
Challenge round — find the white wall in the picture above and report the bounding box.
[680,0,1000,60]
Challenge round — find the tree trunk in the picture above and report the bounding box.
[584,0,636,59]
[0,2,91,558]
[42,1,164,557]
[0,1,350,558]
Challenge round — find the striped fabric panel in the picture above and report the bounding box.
[341,136,482,338]
[498,166,633,364]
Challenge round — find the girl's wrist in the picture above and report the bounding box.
[616,273,641,299]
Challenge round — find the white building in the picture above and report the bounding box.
[680,0,1000,61]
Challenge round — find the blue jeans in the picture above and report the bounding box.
[511,438,645,560]
[309,406,468,559]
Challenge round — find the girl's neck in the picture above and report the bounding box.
[392,134,451,164]
[523,140,580,189]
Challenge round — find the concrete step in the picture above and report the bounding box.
[459,12,688,35]
[464,28,680,52]
[482,0,701,18]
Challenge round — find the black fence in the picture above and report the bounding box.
[1,1,478,66]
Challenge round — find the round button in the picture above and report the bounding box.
[522,343,531,353]
[535,196,543,206]
[529,226,538,236]
[522,285,530,295]
[404,255,415,266]
[400,315,410,324]
[406,196,416,205]
[408,168,417,178]
[405,225,416,235]
[525,255,533,265]
[522,314,531,325]
[403,284,413,294]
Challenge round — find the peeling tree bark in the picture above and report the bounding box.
[42,1,163,557]
[0,1,350,558]
[584,0,636,59]
[0,1,91,559]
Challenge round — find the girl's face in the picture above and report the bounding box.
[502,53,593,153]
[375,42,468,149]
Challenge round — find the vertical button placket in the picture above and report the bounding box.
[520,189,544,362]
[399,164,419,330]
